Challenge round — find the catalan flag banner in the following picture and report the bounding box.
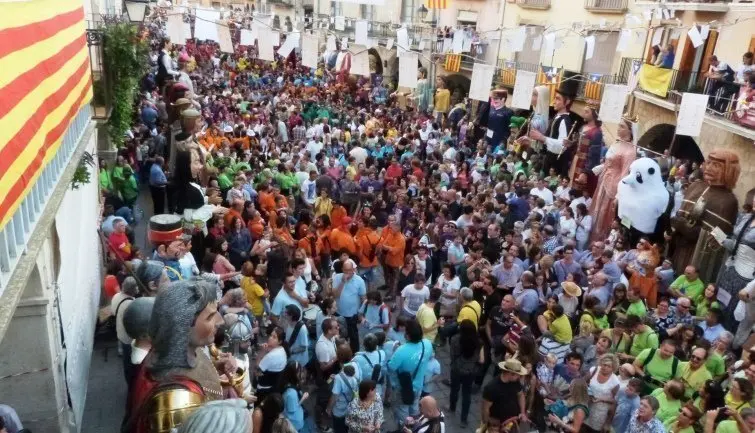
[426,0,448,9]
[637,64,673,98]
[0,0,92,230]
[444,54,461,72]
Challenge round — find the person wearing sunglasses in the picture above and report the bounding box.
[664,403,702,433]
[679,347,712,400]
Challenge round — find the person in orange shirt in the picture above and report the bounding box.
[355,217,381,287]
[329,217,357,258]
[297,225,319,262]
[224,199,244,228]
[257,184,277,217]
[273,214,295,247]
[246,209,265,240]
[380,215,406,298]
[330,200,348,229]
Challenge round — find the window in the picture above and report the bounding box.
[516,25,543,66]
[402,0,416,24]
[361,4,375,22]
[582,31,619,75]
[331,1,343,17]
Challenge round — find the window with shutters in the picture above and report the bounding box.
[361,4,375,22]
[402,0,417,23]
[331,1,343,17]
[515,25,543,66]
[582,31,619,75]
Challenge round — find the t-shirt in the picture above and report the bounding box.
[715,420,741,433]
[241,277,266,316]
[663,419,694,433]
[315,334,337,364]
[457,301,482,329]
[333,273,367,318]
[679,362,712,399]
[271,289,303,318]
[637,348,679,384]
[332,371,359,417]
[650,387,682,424]
[401,285,430,316]
[488,306,514,338]
[259,346,287,375]
[670,276,705,306]
[549,314,573,344]
[482,377,522,421]
[285,322,310,366]
[388,340,433,394]
[423,358,441,393]
[416,303,439,341]
[629,328,659,357]
[705,352,726,377]
[627,300,648,318]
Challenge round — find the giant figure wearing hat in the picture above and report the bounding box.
[671,149,740,283]
[475,88,514,149]
[125,279,247,432]
[527,71,583,177]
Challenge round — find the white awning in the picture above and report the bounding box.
[457,10,478,23]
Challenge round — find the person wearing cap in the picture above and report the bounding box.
[481,359,528,432]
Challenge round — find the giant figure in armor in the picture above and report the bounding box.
[671,149,740,283]
[125,279,231,433]
[717,187,755,343]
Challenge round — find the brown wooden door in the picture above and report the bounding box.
[698,30,719,86]
[748,36,755,54]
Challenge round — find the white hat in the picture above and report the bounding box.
[223,125,234,134]
[246,129,256,137]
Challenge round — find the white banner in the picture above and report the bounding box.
[452,30,464,54]
[350,46,370,76]
[398,51,418,89]
[167,13,187,45]
[469,63,496,102]
[218,23,234,53]
[258,29,275,61]
[195,8,220,42]
[512,70,537,109]
[599,84,629,124]
[396,27,409,56]
[355,20,369,46]
[302,33,319,68]
[277,32,300,58]
[240,28,256,46]
[676,93,709,137]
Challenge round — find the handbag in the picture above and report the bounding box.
[397,341,425,405]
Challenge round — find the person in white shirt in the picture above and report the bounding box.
[401,274,431,318]
[306,136,323,159]
[530,179,554,205]
[301,170,318,207]
[555,177,572,201]
[349,144,368,166]
[736,52,754,82]
[559,207,577,243]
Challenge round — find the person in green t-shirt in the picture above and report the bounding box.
[633,339,678,394]
[680,347,713,400]
[651,379,685,423]
[705,407,755,433]
[663,403,702,433]
[669,266,705,307]
[625,314,659,360]
[626,286,648,319]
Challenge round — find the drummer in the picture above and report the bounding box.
[148,214,189,282]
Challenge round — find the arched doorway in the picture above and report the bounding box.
[637,123,705,163]
[368,48,383,76]
[441,74,471,104]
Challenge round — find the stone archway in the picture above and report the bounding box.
[368,48,383,76]
[440,73,471,104]
[637,123,705,163]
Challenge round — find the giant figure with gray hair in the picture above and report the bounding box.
[124,279,226,433]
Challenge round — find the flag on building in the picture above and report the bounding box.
[444,54,461,72]
[637,64,673,98]
[426,0,448,9]
[627,58,643,92]
[0,0,92,230]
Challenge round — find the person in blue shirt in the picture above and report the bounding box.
[352,334,387,399]
[613,378,642,433]
[283,305,310,367]
[359,291,391,336]
[507,188,530,222]
[149,156,168,214]
[388,320,434,430]
[328,361,359,433]
[332,261,367,354]
[291,258,312,299]
[699,308,726,343]
[271,272,309,323]
[279,361,310,433]
[422,354,441,397]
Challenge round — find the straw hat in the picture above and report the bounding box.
[562,282,582,297]
[497,359,528,376]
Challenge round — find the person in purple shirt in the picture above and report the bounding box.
[599,250,622,286]
[554,246,586,286]
[586,272,612,309]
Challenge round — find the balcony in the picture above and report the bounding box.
[584,0,629,13]
[0,106,93,293]
[617,57,755,139]
[516,0,551,9]
[460,44,487,71]
[634,0,730,12]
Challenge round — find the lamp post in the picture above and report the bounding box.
[124,1,147,23]
[417,4,437,90]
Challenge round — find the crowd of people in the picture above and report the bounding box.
[92,6,755,433]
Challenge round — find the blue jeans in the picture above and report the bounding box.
[392,388,420,429]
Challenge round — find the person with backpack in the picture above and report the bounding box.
[359,292,391,336]
[388,320,434,431]
[328,346,360,433]
[352,334,387,399]
[279,361,310,433]
[633,339,681,395]
[623,314,659,362]
[283,304,310,369]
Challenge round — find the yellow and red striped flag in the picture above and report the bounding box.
[427,0,448,9]
[0,0,92,230]
[444,54,461,72]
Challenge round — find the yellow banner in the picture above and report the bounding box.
[638,64,673,98]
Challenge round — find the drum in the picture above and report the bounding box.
[149,214,183,244]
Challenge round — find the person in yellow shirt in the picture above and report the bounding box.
[456,287,482,329]
[240,262,268,324]
[679,347,712,400]
[433,77,451,126]
[416,288,444,342]
[724,378,753,413]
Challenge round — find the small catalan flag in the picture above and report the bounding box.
[444,54,461,72]
[426,0,448,9]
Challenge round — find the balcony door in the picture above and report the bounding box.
[678,25,718,92]
[582,31,619,75]
[515,25,543,66]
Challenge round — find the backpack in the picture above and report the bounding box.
[362,302,391,327]
[336,372,356,402]
[640,348,678,395]
[360,352,384,383]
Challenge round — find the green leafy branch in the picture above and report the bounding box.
[71,152,96,190]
